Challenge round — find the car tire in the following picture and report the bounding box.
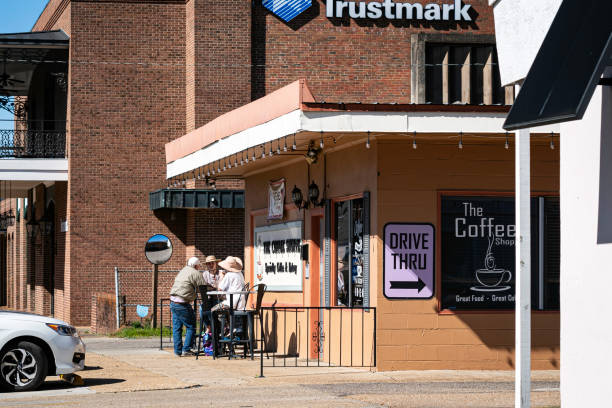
[0,341,48,392]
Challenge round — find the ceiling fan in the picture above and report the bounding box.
[0,59,24,89]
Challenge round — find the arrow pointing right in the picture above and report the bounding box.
[389,277,426,293]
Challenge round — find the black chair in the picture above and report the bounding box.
[195,285,208,360]
[231,283,266,360]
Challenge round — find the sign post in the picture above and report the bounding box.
[144,234,173,329]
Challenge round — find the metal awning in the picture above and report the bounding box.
[504,0,612,130]
[149,189,244,211]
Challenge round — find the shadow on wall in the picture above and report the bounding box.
[597,87,612,243]
[449,309,560,369]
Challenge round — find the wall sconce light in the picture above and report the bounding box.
[305,141,321,165]
[26,219,39,239]
[291,185,308,210]
[308,181,325,207]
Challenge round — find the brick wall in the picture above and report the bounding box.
[253,0,496,102]
[13,0,497,326]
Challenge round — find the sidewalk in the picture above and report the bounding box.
[0,337,560,408]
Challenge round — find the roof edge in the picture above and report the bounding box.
[165,79,315,164]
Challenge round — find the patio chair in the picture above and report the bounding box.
[231,283,266,360]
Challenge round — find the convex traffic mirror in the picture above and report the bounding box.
[144,234,173,265]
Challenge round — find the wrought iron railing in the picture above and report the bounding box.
[0,129,66,158]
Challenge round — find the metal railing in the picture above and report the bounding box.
[0,129,66,158]
[258,306,376,377]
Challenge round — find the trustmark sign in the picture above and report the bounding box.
[327,0,473,21]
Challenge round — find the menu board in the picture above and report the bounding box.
[441,196,519,310]
[254,221,303,291]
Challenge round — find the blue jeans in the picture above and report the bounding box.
[170,302,196,355]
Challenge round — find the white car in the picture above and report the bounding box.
[0,311,86,391]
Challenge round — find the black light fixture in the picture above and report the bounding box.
[308,180,325,207]
[305,141,321,165]
[26,218,39,239]
[291,185,308,210]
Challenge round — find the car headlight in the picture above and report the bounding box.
[46,323,79,337]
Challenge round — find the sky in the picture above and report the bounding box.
[0,1,49,123]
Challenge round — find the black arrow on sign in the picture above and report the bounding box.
[390,278,426,293]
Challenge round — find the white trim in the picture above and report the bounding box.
[0,159,68,181]
[167,109,561,179]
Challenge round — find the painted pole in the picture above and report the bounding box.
[515,128,531,408]
[152,264,159,329]
[114,267,120,330]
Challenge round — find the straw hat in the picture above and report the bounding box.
[218,256,243,273]
[204,255,221,263]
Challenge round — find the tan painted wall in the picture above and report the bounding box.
[243,134,560,371]
[376,136,560,370]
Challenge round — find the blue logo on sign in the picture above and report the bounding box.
[263,0,312,22]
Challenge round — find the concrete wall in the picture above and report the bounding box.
[560,86,612,406]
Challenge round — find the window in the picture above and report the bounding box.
[335,198,365,307]
[425,43,510,105]
[440,195,559,311]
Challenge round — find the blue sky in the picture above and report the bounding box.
[0,1,49,123]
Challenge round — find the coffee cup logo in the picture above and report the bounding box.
[471,236,511,292]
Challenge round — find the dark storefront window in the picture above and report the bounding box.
[335,198,365,307]
[440,195,560,311]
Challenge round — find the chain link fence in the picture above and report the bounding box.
[114,267,179,328]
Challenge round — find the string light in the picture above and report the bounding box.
[320,131,324,149]
[276,140,281,154]
[207,166,211,177]
[366,131,371,149]
[234,154,238,167]
[505,132,509,150]
[283,136,288,152]
[217,161,221,173]
[261,144,266,159]
[227,157,231,169]
[292,133,297,150]
[223,159,227,171]
[412,131,417,149]
[268,142,273,157]
[458,131,463,149]
[550,132,555,150]
[252,148,256,161]
[240,151,245,165]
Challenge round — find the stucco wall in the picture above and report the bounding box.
[560,86,612,406]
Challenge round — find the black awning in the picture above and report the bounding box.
[503,0,612,131]
[0,30,69,48]
[149,189,244,210]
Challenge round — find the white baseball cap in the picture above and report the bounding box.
[187,257,201,267]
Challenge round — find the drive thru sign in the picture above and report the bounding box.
[383,223,434,299]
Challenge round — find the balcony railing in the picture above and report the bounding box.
[0,128,66,159]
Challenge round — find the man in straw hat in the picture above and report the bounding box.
[199,255,222,335]
[169,256,206,357]
[217,256,246,310]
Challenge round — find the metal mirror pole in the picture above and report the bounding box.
[152,263,159,329]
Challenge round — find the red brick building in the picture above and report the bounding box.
[0,0,558,368]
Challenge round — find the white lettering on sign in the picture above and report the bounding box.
[326,0,472,21]
[454,202,515,241]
